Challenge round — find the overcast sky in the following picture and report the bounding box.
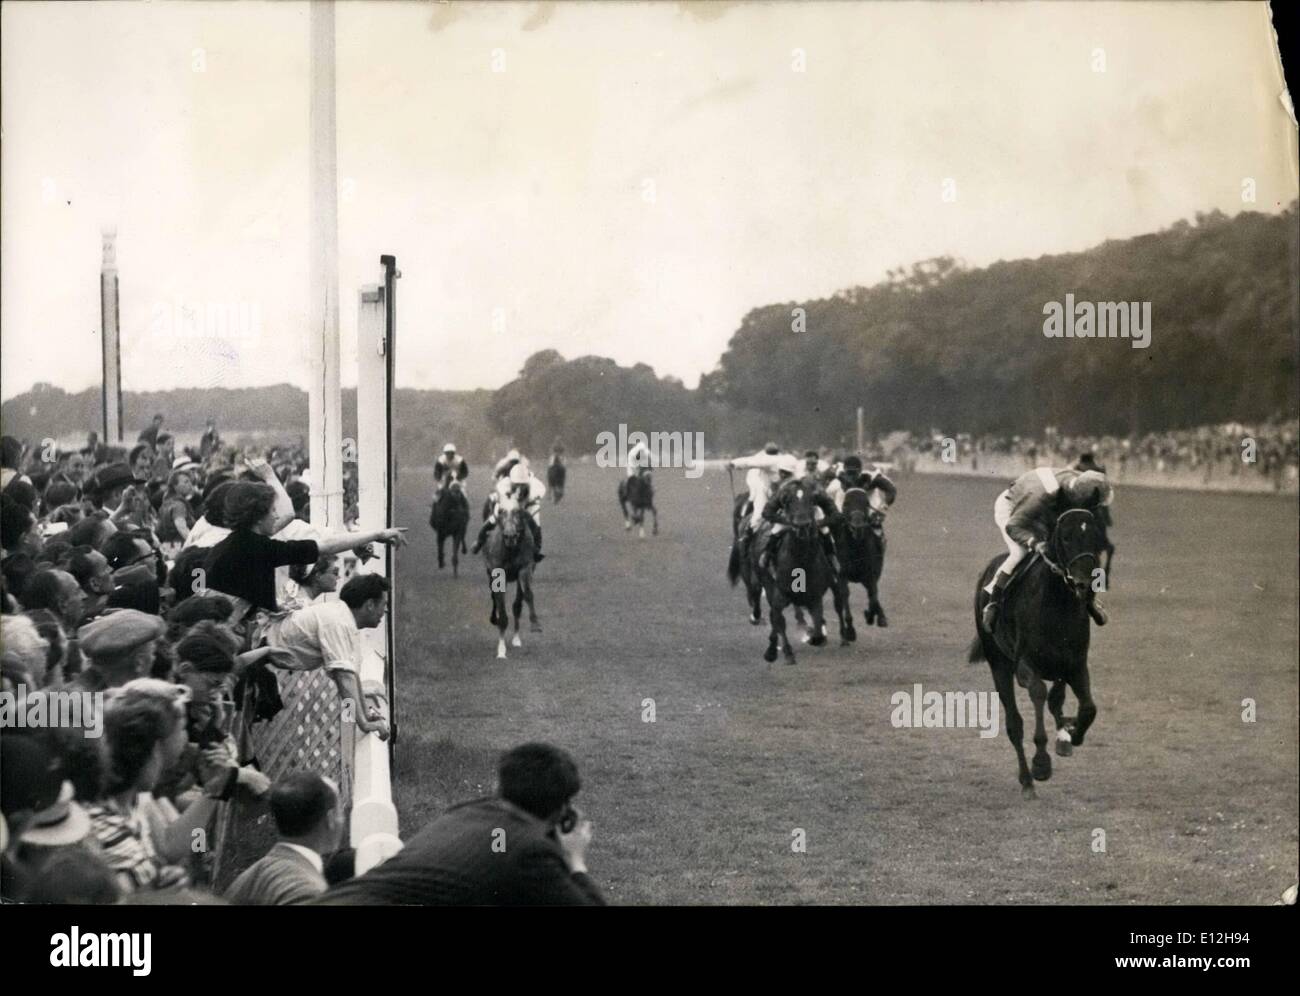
[2,1,1296,398]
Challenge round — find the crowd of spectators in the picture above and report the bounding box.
[898,419,1298,490]
[0,414,473,905]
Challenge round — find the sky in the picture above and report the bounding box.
[2,0,1296,399]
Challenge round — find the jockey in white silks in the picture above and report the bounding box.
[729,442,785,532]
[471,458,546,562]
[627,440,653,476]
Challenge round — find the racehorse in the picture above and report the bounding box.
[748,486,850,664]
[969,508,1106,798]
[482,497,540,660]
[546,458,566,504]
[428,480,469,576]
[833,488,888,635]
[618,471,658,538]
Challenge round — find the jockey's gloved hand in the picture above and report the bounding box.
[1032,540,1049,556]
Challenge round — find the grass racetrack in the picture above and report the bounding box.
[392,462,1298,904]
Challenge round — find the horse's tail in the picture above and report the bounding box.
[727,542,741,586]
[967,636,985,664]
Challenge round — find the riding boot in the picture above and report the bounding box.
[758,531,781,570]
[981,571,1011,630]
[469,520,492,554]
[1086,591,1108,626]
[528,519,545,562]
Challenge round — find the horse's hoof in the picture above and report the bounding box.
[530,622,543,633]
[863,610,874,625]
[763,646,778,663]
[1055,736,1073,758]
[496,643,508,660]
[749,613,762,626]
[511,634,523,648]
[844,627,856,643]
[1021,784,1037,800]
[800,632,812,645]
[875,614,888,628]
[1032,754,1052,781]
[783,654,798,666]
[810,634,827,647]
[624,521,631,531]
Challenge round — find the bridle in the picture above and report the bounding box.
[1044,508,1099,597]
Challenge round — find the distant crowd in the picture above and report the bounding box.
[898,420,1299,490]
[0,415,602,905]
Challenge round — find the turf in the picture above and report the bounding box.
[391,463,1298,905]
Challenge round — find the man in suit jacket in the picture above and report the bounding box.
[314,743,604,905]
[226,772,341,905]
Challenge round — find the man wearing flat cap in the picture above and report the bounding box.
[74,609,166,693]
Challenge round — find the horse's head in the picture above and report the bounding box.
[841,488,872,538]
[784,484,818,537]
[1051,508,1106,594]
[498,496,526,546]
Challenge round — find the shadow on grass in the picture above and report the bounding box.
[393,736,501,835]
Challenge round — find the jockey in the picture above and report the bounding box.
[434,443,469,497]
[627,439,652,477]
[981,467,1112,630]
[471,459,546,562]
[759,454,841,573]
[826,455,898,514]
[729,442,784,534]
[493,448,523,481]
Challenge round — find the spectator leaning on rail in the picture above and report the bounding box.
[202,457,407,622]
[260,573,393,740]
[225,772,341,905]
[314,742,604,905]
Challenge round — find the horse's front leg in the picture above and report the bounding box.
[808,597,828,647]
[1066,664,1098,746]
[839,577,856,644]
[510,582,524,648]
[523,569,541,632]
[437,532,446,569]
[867,558,887,628]
[991,664,1034,797]
[1019,660,1051,782]
[650,503,659,536]
[771,590,796,665]
[1048,680,1073,756]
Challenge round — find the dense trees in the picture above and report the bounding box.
[700,204,1298,438]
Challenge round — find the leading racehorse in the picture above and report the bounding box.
[832,487,888,637]
[428,480,469,576]
[483,496,541,660]
[618,471,658,537]
[969,507,1106,797]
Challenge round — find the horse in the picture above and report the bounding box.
[727,495,767,626]
[618,471,658,537]
[482,497,541,660]
[833,487,888,634]
[546,458,567,504]
[969,508,1106,798]
[428,480,469,576]
[752,486,850,664]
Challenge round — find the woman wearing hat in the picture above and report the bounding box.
[203,458,406,620]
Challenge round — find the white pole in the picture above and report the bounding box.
[352,283,399,867]
[100,229,123,444]
[308,0,343,529]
